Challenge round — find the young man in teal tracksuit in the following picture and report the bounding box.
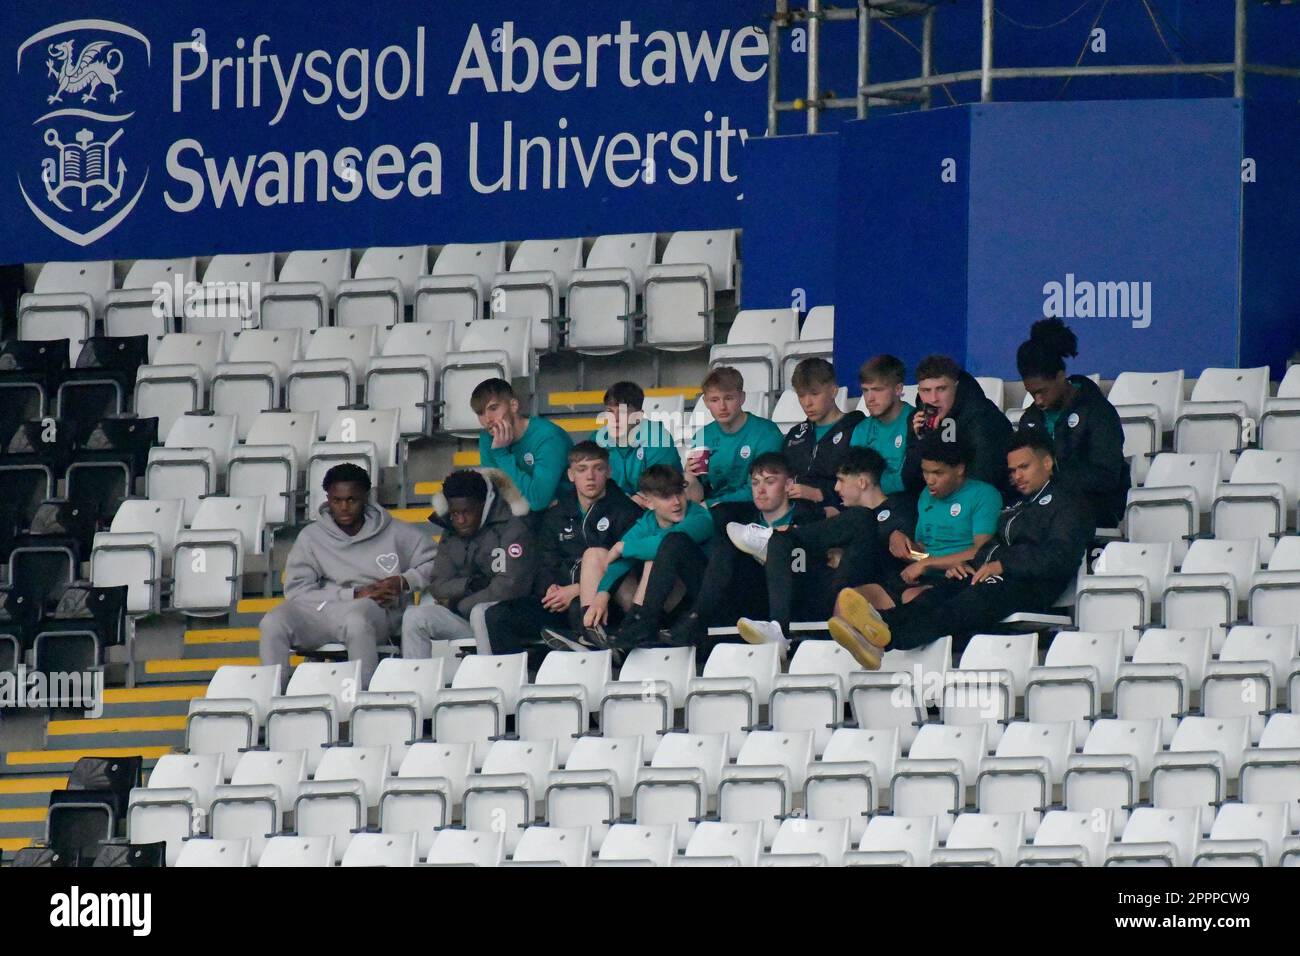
[473,377,573,520]
[592,380,682,501]
[851,354,915,496]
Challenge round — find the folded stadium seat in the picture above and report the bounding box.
[1259,365,1300,451]
[1161,538,1259,653]
[802,727,899,843]
[227,410,317,530]
[1176,367,1271,479]
[57,335,151,445]
[293,745,390,862]
[629,732,725,851]
[173,837,251,868]
[848,636,953,752]
[1239,713,1300,808]
[364,321,455,437]
[304,440,377,519]
[1018,809,1112,867]
[940,633,1038,750]
[685,642,780,760]
[126,752,225,866]
[336,245,428,349]
[1115,627,1213,746]
[266,659,361,775]
[1025,630,1125,743]
[91,842,167,868]
[1107,369,1185,485]
[46,755,143,866]
[1194,802,1291,867]
[642,229,736,353]
[257,835,335,868]
[544,734,643,851]
[769,638,857,756]
[187,253,276,336]
[1285,838,1300,867]
[0,585,39,672]
[7,544,76,627]
[103,258,198,360]
[437,317,534,437]
[133,332,227,438]
[516,649,613,763]
[508,825,591,867]
[382,741,472,859]
[1075,542,1174,656]
[184,665,280,780]
[341,831,417,868]
[1150,715,1251,833]
[708,309,800,403]
[1124,452,1220,564]
[18,260,115,366]
[1201,625,1298,743]
[145,412,239,524]
[1063,718,1161,837]
[844,814,938,867]
[285,326,378,430]
[1105,805,1201,866]
[0,418,77,544]
[1211,450,1300,561]
[760,817,850,868]
[432,652,528,770]
[425,828,503,867]
[595,823,678,867]
[352,656,444,769]
[208,749,306,865]
[930,811,1025,867]
[171,495,266,615]
[0,339,70,448]
[415,242,507,327]
[975,721,1075,839]
[561,233,656,355]
[975,377,1006,410]
[488,237,584,353]
[599,645,695,760]
[462,739,558,855]
[309,406,401,506]
[259,248,352,334]
[779,305,835,386]
[13,498,97,572]
[31,584,128,692]
[66,416,159,531]
[674,819,759,867]
[717,729,815,848]
[1248,534,1300,627]
[210,328,304,439]
[889,723,987,842]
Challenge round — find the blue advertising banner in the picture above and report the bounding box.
[2,0,776,263]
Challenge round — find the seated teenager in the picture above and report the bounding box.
[400,469,534,659]
[850,354,915,495]
[473,377,574,517]
[585,465,715,651]
[684,366,783,518]
[592,380,682,501]
[1016,318,1129,527]
[484,441,641,663]
[828,433,1092,669]
[729,447,916,655]
[901,355,1012,497]
[780,357,864,512]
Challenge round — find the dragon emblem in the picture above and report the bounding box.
[46,39,124,104]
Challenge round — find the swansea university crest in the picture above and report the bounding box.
[16,20,150,246]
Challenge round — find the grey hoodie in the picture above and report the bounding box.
[283,502,438,605]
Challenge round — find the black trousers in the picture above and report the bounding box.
[880,575,1052,651]
[485,596,576,668]
[641,533,710,627]
[695,535,770,626]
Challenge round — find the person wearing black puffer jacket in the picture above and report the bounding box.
[901,354,1013,498]
[780,358,865,511]
[1016,318,1130,528]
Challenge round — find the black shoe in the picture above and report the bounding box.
[666,612,706,647]
[613,609,659,650]
[581,623,615,650]
[541,628,587,652]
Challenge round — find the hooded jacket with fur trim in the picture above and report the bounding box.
[427,468,536,617]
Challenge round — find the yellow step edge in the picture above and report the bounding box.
[390,508,434,524]
[47,716,189,737]
[452,451,480,467]
[0,807,48,824]
[145,655,304,674]
[6,746,174,767]
[185,627,261,646]
[103,685,208,704]
[0,777,68,795]
[0,838,34,852]
[553,417,605,433]
[236,597,283,614]
[413,481,444,495]
[549,386,701,406]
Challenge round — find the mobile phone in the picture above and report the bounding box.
[908,549,930,561]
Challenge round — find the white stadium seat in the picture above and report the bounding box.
[417,242,507,326]
[260,248,351,333]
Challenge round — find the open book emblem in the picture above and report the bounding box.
[42,128,125,212]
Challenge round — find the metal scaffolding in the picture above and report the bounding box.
[767,0,1300,136]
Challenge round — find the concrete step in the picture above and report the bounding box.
[4,746,174,773]
[548,386,700,410]
[137,655,303,683]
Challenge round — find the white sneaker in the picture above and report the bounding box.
[736,618,790,662]
[728,522,774,565]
